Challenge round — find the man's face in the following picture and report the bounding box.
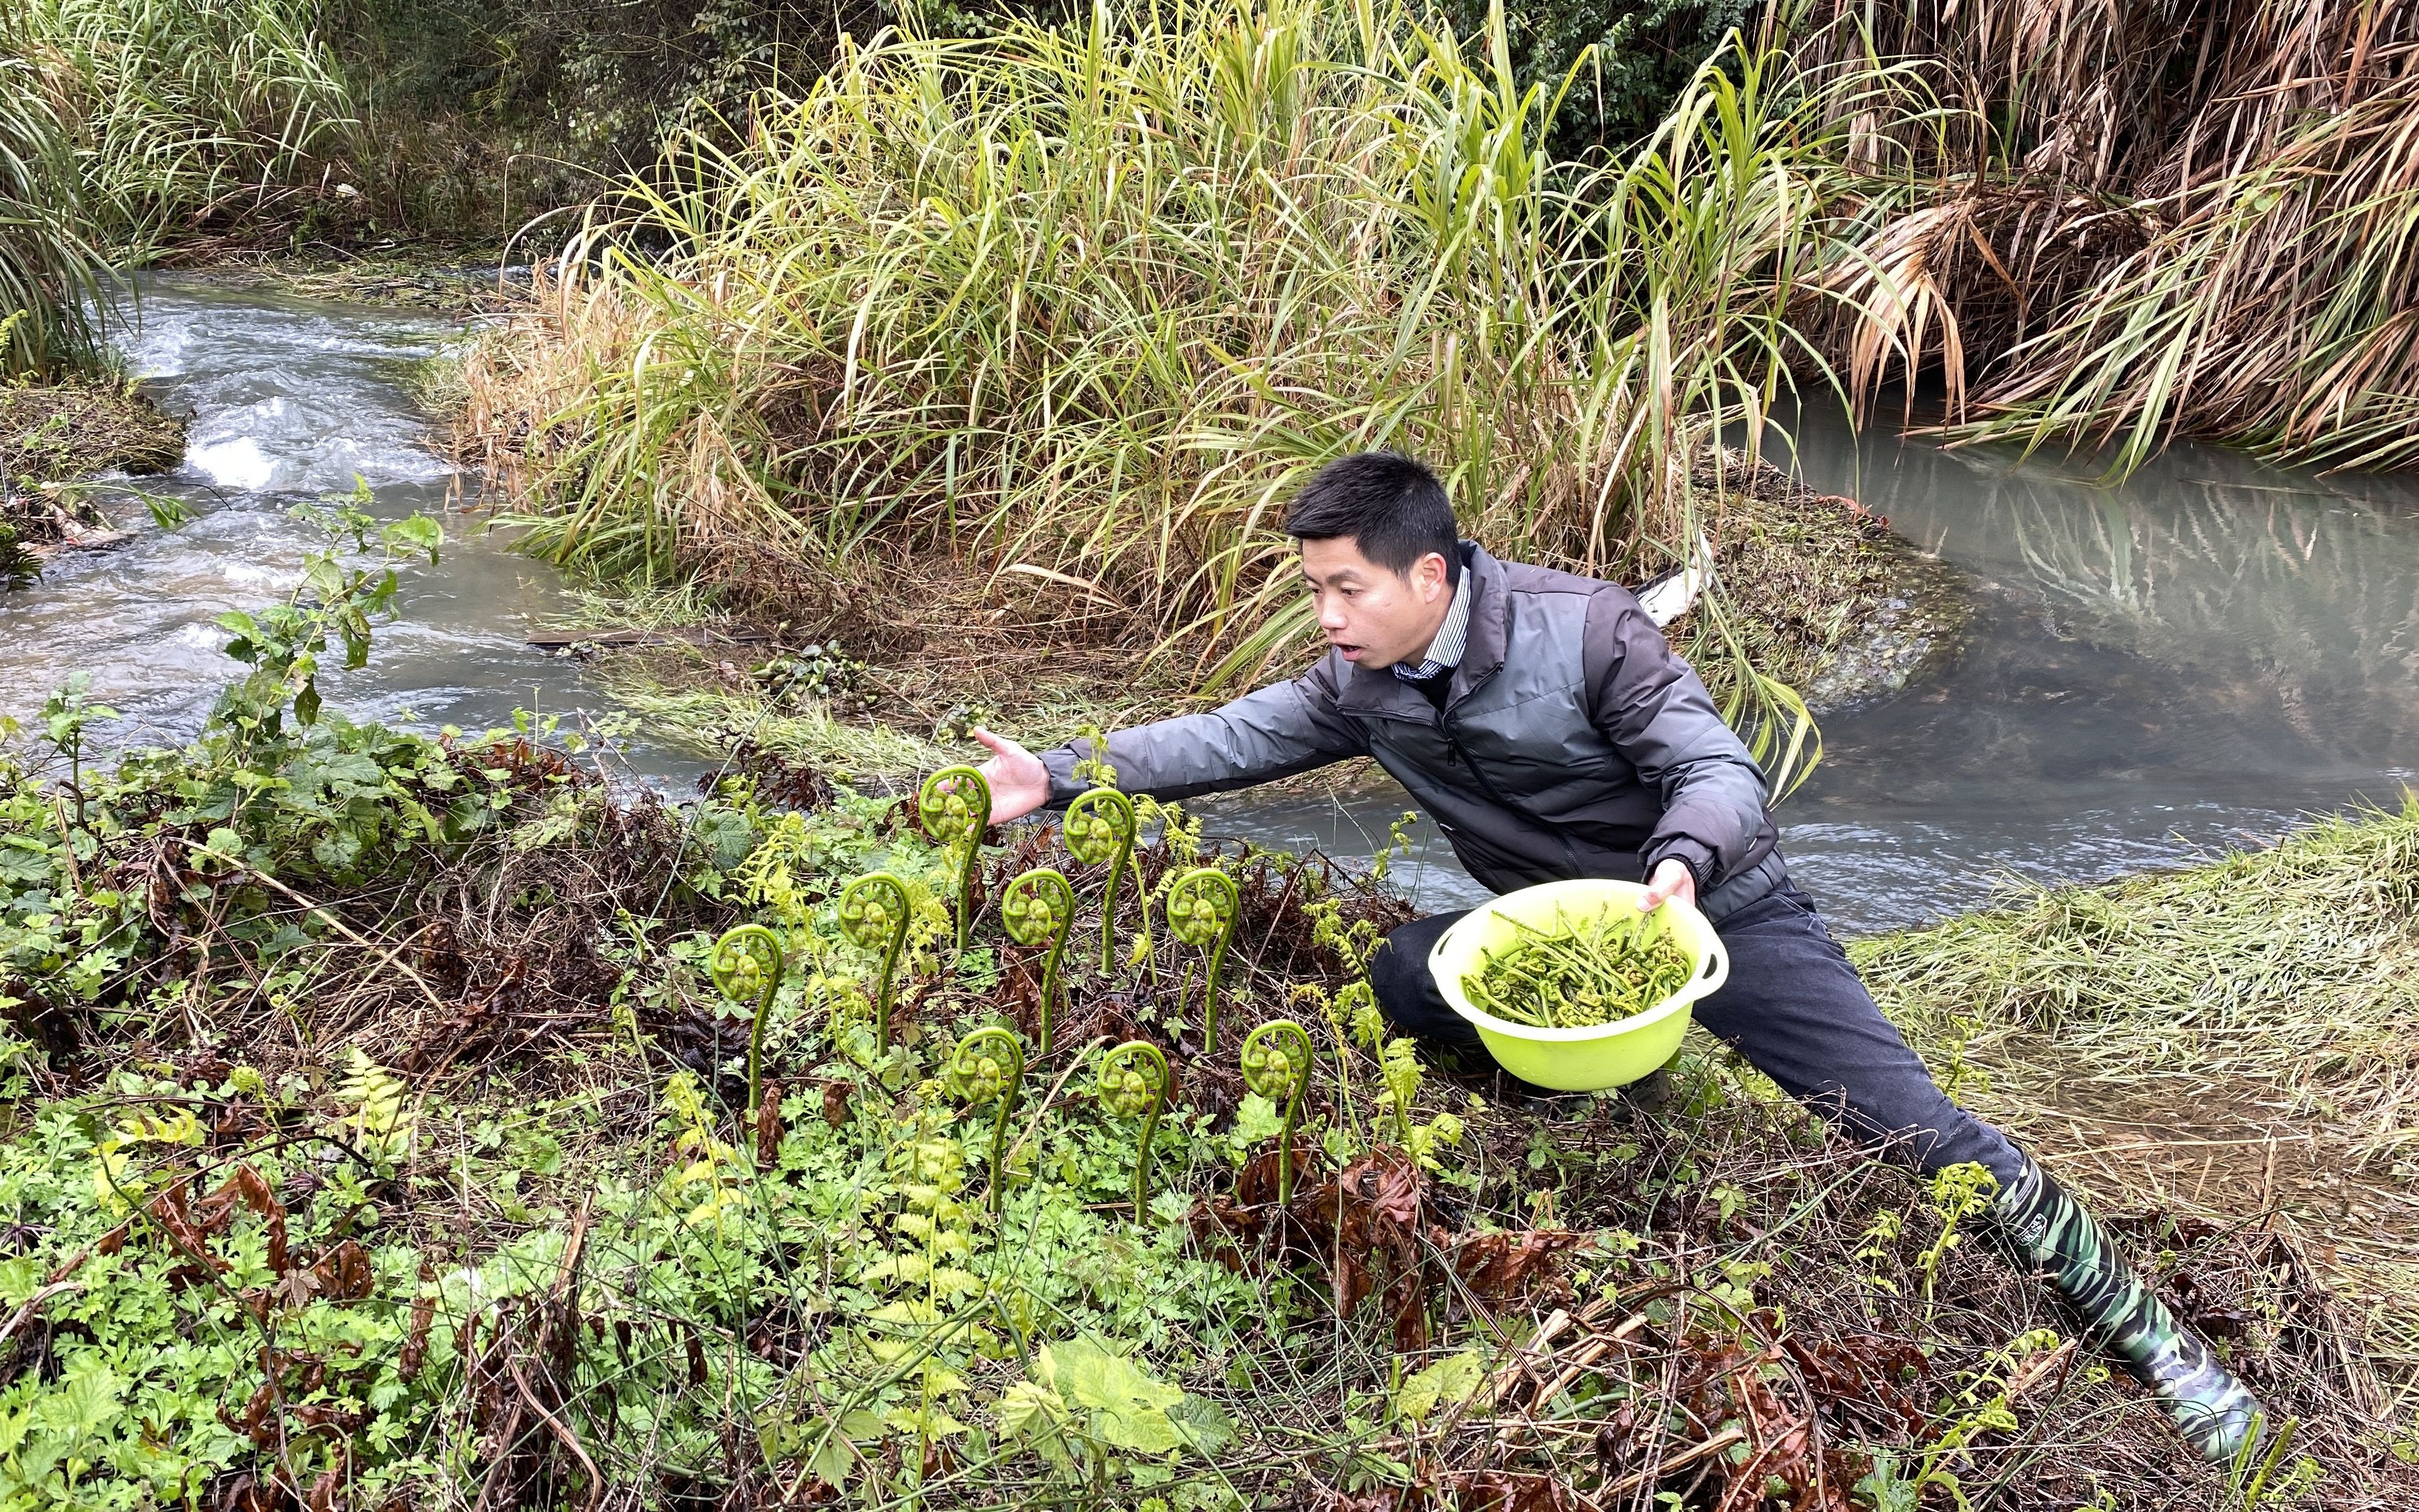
[1299,536,1452,669]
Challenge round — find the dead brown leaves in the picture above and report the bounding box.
[1192,1149,1590,1352]
[1443,1295,1892,1512]
[466,1205,601,1512]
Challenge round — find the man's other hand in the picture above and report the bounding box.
[1638,857,1697,914]
[973,728,1049,823]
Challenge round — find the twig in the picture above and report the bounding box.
[1001,1035,1108,1174]
[0,1254,88,1349]
[184,839,451,1022]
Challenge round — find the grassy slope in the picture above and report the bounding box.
[0,501,2406,1504]
[2,699,2408,1505]
[1862,801,2419,1396]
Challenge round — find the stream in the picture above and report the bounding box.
[8,281,2419,936]
[0,280,683,777]
[1202,426,2419,931]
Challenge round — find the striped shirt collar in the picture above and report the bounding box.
[1394,569,1470,683]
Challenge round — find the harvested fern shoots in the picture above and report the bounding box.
[1462,909,1695,1028]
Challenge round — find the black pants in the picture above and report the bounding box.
[1369,882,2022,1181]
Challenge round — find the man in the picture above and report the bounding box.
[973,451,2260,1461]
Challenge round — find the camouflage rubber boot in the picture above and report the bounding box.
[1993,1155,2262,1461]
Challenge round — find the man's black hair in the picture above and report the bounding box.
[1284,451,1461,585]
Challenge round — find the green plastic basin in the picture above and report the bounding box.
[1427,878,1731,1091]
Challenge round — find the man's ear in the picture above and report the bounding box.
[1415,551,1451,600]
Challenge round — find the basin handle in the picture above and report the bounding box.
[1686,932,1731,1002]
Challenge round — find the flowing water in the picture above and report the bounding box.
[0,279,677,779]
[1198,427,2419,933]
[9,281,2418,935]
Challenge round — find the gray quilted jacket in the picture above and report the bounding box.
[1037,543,1787,920]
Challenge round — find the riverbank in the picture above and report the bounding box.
[531,455,1969,785]
[1858,803,2419,1399]
[0,374,187,575]
[0,557,2409,1502]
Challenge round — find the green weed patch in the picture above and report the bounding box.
[0,500,2405,1508]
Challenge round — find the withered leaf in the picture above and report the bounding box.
[756,1078,785,1166]
[1450,1229,1587,1301]
[197,1165,289,1275]
[311,1238,375,1303]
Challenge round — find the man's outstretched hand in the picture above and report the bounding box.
[1638,857,1698,915]
[972,728,1050,823]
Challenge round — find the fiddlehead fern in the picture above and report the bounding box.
[947,1025,1025,1214]
[1001,868,1076,1053]
[709,924,784,1119]
[1241,1019,1312,1205]
[919,765,991,955]
[837,871,911,1051]
[1063,787,1135,977]
[1097,1040,1171,1222]
[1166,867,1241,1053]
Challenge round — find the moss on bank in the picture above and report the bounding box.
[199,240,528,314]
[1701,457,1968,714]
[0,375,185,493]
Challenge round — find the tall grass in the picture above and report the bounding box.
[0,55,106,375]
[465,0,1928,782]
[17,0,359,251]
[1794,0,2419,471]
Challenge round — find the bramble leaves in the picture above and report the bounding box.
[1394,1349,1485,1424]
[1013,1337,1232,1461]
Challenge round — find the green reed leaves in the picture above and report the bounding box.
[466,1,1894,788]
[15,0,358,254]
[0,58,105,378]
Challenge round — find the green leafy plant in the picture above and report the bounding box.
[709,923,783,1119]
[946,1025,1024,1214]
[918,764,990,955]
[1097,1039,1171,1222]
[837,870,911,1051]
[37,672,117,828]
[213,491,441,742]
[1063,787,1135,977]
[1165,866,1240,1052]
[995,1335,1232,1482]
[1240,1019,1312,1204]
[1920,1161,1998,1313]
[1001,867,1075,1052]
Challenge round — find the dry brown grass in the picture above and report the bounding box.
[1796,0,2419,470]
